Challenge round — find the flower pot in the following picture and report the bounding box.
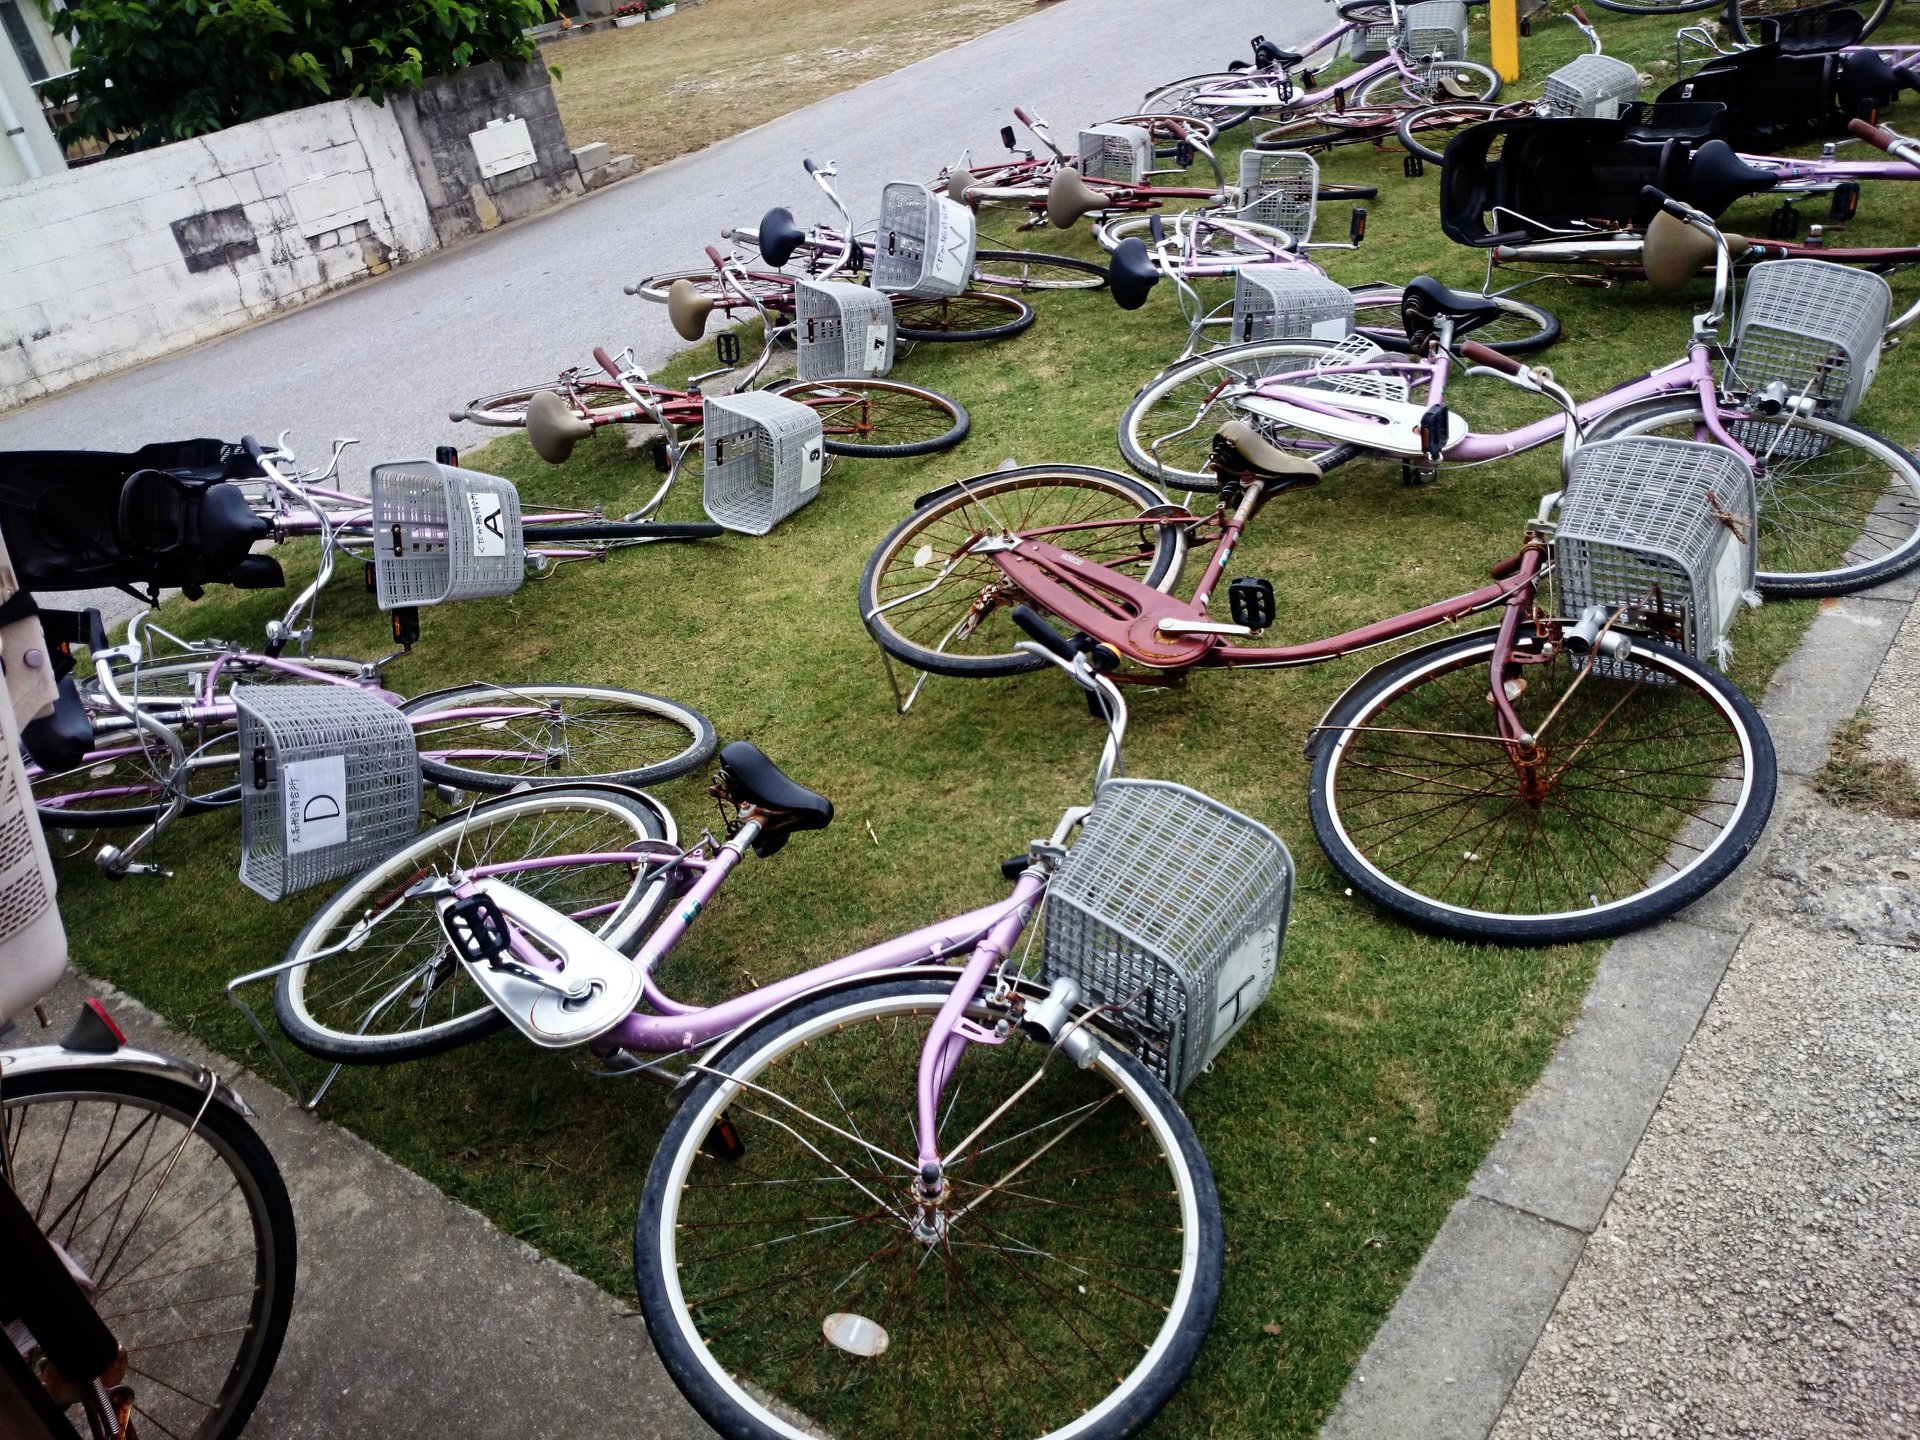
[615,13,645,23]
[649,3,676,14]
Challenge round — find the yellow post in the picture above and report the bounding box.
[1490,0,1521,83]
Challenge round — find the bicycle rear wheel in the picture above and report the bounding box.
[274,785,670,1063]
[969,249,1109,293]
[1309,625,1776,943]
[1254,107,1402,152]
[1349,284,1561,355]
[401,682,717,792]
[1352,59,1501,107]
[860,466,1185,678]
[770,378,970,458]
[3,1068,296,1440]
[455,381,633,428]
[628,268,795,306]
[635,974,1223,1440]
[891,291,1035,342]
[1394,101,1522,165]
[1725,0,1890,39]
[1141,72,1258,130]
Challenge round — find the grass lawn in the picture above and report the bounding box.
[549,0,1043,169]
[45,5,1920,1435]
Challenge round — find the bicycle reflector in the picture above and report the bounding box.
[1350,206,1368,244]
[1831,182,1860,222]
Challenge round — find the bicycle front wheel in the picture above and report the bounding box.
[969,249,1110,293]
[455,380,632,428]
[770,378,971,458]
[1725,0,1890,40]
[1352,59,1501,108]
[1092,214,1297,258]
[1394,101,1519,165]
[1309,625,1776,944]
[1141,71,1258,130]
[274,784,670,1063]
[401,682,717,792]
[1253,107,1402,152]
[635,974,1223,1440]
[3,1068,297,1440]
[891,291,1035,342]
[1581,400,1920,596]
[860,465,1185,678]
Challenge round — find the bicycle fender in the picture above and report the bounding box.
[0,1045,258,1119]
[1303,624,1503,761]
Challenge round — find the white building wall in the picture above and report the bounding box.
[0,97,438,410]
[0,0,68,187]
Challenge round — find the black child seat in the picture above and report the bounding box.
[0,439,282,603]
[1656,36,1902,151]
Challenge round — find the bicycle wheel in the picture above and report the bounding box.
[1103,111,1222,153]
[634,974,1223,1440]
[78,654,377,706]
[1141,72,1258,130]
[1309,625,1776,943]
[891,291,1035,342]
[1349,283,1562,355]
[1581,400,1920,596]
[1394,101,1522,165]
[769,378,971,458]
[969,249,1110,293]
[860,466,1184,678]
[628,267,795,306]
[455,380,632,428]
[1726,0,1890,40]
[1253,107,1402,152]
[1352,59,1501,108]
[401,682,717,792]
[1117,338,1359,490]
[1092,214,1299,258]
[29,722,239,830]
[274,785,670,1063]
[2,1068,296,1440]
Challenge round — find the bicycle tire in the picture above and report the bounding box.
[1309,624,1776,943]
[1092,213,1299,258]
[634,973,1223,1440]
[29,722,241,830]
[454,380,633,428]
[969,249,1110,292]
[1349,283,1561,355]
[1253,108,1402,152]
[1319,180,1381,201]
[1581,400,1920,596]
[1725,0,1890,41]
[526,521,725,542]
[1395,101,1524,165]
[78,654,377,706]
[1351,59,1501,108]
[860,465,1185,678]
[1589,0,1719,12]
[401,682,717,792]
[628,268,795,306]
[768,378,971,458]
[2,1067,297,1440]
[274,785,671,1063]
[891,291,1035,342]
[1117,338,1358,491]
[1102,111,1223,153]
[1140,72,1258,131]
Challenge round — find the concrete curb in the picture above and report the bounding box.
[1320,571,1920,1440]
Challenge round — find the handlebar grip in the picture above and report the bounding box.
[1570,4,1590,23]
[1149,214,1167,244]
[803,158,820,174]
[1898,63,1920,92]
[1849,116,1898,151]
[622,281,642,295]
[704,244,728,267]
[1011,605,1079,662]
[240,434,266,462]
[1460,340,1523,376]
[593,346,623,378]
[1640,184,1690,220]
[1014,106,1036,126]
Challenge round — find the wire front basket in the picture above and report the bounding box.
[1237,150,1317,246]
[701,391,826,535]
[795,280,896,381]
[1042,779,1294,1095]
[235,683,420,901]
[1231,266,1355,344]
[1541,53,1641,119]
[370,460,524,610]
[1554,436,1757,676]
[1078,124,1153,185]
[1729,258,1890,424]
[1401,0,1468,60]
[871,182,978,298]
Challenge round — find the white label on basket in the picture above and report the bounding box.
[466,492,508,558]
[802,439,825,492]
[1205,921,1280,1067]
[1593,98,1621,121]
[1313,317,1350,341]
[866,323,891,370]
[284,755,349,855]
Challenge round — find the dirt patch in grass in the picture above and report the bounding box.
[1815,709,1920,819]
[551,0,1042,170]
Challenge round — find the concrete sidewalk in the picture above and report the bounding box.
[1322,577,1920,1439]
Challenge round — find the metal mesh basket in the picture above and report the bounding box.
[370,460,524,610]
[234,683,420,901]
[1554,437,1757,677]
[1042,779,1294,1094]
[1078,123,1153,185]
[794,280,895,381]
[1232,266,1355,344]
[870,182,978,298]
[0,643,65,1027]
[1308,333,1409,402]
[1400,0,1468,59]
[1729,258,1890,423]
[1541,53,1641,119]
[1237,150,1318,246]
[1348,10,1399,58]
[701,391,826,536]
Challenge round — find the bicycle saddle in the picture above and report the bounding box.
[758,206,807,268]
[1250,36,1303,69]
[667,278,715,342]
[1108,238,1160,310]
[1639,207,1749,293]
[1685,140,1775,217]
[717,741,834,856]
[1400,276,1507,339]
[525,390,595,465]
[1047,167,1108,229]
[1215,421,1322,483]
[946,167,978,204]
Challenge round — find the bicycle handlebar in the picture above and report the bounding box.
[1459,340,1522,376]
[803,158,820,175]
[1011,604,1079,662]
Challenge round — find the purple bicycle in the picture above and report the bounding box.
[267,631,1295,1440]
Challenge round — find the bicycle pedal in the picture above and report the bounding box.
[700,1110,746,1162]
[649,437,671,474]
[1403,154,1424,179]
[714,333,741,367]
[451,881,644,1047]
[1228,577,1277,631]
[1830,182,1860,223]
[1768,203,1802,240]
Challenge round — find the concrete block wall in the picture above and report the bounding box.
[0,99,437,411]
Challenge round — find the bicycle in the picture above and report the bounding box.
[262,632,1297,1440]
[1109,188,1920,596]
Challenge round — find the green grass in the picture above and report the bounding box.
[42,5,1920,1434]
